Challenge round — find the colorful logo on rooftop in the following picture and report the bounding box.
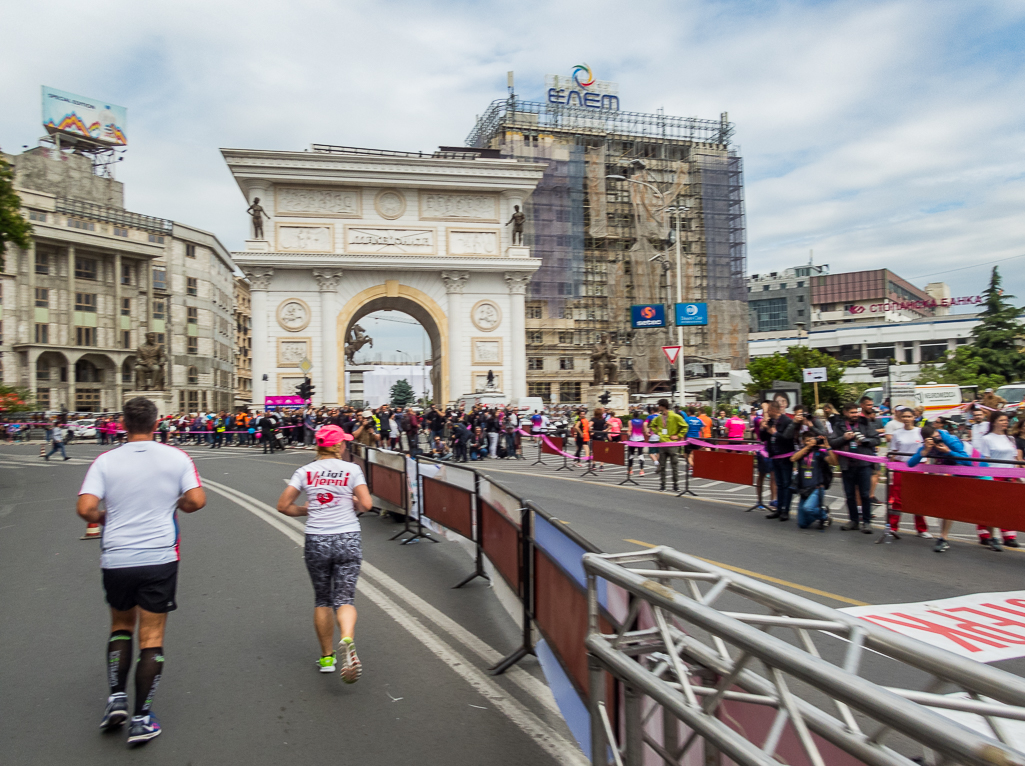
[572,64,595,89]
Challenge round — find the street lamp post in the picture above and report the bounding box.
[606,171,688,407]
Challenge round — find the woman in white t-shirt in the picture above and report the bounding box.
[886,408,931,538]
[276,425,372,682]
[976,412,1020,550]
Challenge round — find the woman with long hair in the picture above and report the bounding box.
[276,425,373,681]
[977,411,1020,551]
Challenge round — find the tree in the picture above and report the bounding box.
[969,267,1025,381]
[0,152,32,268]
[916,345,1006,390]
[390,379,415,406]
[0,384,34,413]
[745,346,858,408]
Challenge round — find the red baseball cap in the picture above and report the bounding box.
[315,425,352,446]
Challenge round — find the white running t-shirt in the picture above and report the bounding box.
[889,427,922,463]
[288,459,367,535]
[79,441,202,569]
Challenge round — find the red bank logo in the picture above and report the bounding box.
[641,306,656,319]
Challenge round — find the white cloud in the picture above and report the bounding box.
[2,0,1024,305]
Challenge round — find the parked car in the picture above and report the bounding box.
[995,383,1025,408]
[70,419,98,439]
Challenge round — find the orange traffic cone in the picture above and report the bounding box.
[81,523,101,541]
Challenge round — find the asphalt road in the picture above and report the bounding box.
[0,441,582,766]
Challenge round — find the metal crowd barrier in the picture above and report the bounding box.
[350,442,1025,765]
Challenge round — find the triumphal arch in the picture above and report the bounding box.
[223,145,545,406]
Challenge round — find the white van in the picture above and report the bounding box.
[995,383,1025,408]
[862,383,964,417]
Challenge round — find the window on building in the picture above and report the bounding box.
[35,323,49,343]
[75,327,96,346]
[526,305,543,319]
[558,331,574,344]
[187,307,198,324]
[122,360,133,384]
[188,366,199,385]
[867,345,895,361]
[750,297,789,332]
[796,268,810,277]
[114,227,129,238]
[155,333,165,346]
[797,295,804,302]
[527,331,542,344]
[187,336,199,354]
[780,283,787,290]
[559,357,574,370]
[919,343,949,363]
[29,210,47,222]
[121,330,131,349]
[68,219,96,232]
[187,390,199,411]
[762,285,770,291]
[120,297,131,316]
[152,268,167,291]
[121,263,133,285]
[75,257,97,280]
[35,288,48,307]
[36,388,50,410]
[797,281,805,287]
[35,253,50,275]
[186,244,196,259]
[75,292,97,312]
[152,299,165,321]
[148,234,165,244]
[796,309,804,317]
[527,357,544,371]
[560,381,582,402]
[36,360,50,380]
[186,277,198,296]
[76,388,101,412]
[527,382,551,402]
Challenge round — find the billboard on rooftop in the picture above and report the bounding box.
[42,86,127,147]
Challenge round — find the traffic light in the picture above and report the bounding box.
[669,368,679,393]
[296,377,314,402]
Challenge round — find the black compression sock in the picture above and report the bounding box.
[107,631,133,694]
[134,647,164,716]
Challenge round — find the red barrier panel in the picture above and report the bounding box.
[480,501,521,594]
[421,476,474,540]
[692,449,755,486]
[900,472,1025,530]
[370,463,406,509]
[591,440,625,466]
[540,435,564,456]
[533,550,592,695]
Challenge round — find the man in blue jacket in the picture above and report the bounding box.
[907,422,970,553]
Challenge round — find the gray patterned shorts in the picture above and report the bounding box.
[303,532,363,608]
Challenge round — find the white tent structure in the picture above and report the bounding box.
[346,365,431,407]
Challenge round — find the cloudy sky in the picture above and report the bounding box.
[3,0,1024,310]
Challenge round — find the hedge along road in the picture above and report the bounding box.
[0,443,586,766]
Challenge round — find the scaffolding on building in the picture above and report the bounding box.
[466,98,747,396]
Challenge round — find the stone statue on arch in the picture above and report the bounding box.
[345,324,373,364]
[247,197,271,240]
[505,205,526,246]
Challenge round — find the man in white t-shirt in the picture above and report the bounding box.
[77,397,206,745]
[885,408,930,539]
[277,425,372,683]
[969,407,990,449]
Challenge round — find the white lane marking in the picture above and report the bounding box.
[203,479,582,763]
[205,479,559,714]
[696,481,723,488]
[724,485,748,493]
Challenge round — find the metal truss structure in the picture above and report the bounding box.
[584,547,1025,766]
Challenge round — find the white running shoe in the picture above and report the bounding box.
[317,655,336,673]
[917,532,933,539]
[339,638,362,684]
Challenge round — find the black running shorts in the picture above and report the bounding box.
[102,561,179,613]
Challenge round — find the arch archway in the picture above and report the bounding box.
[337,283,448,405]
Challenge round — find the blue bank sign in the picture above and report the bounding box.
[544,65,620,112]
[675,303,709,326]
[631,304,666,328]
